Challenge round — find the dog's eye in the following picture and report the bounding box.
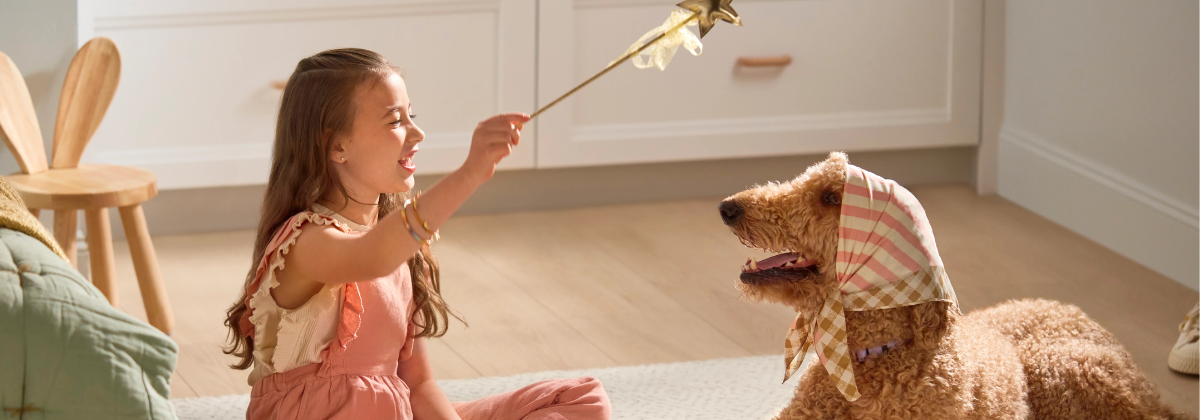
[822,191,841,206]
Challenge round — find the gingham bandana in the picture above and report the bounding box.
[782,164,957,401]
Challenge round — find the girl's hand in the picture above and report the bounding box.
[462,113,530,183]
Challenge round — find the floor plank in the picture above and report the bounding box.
[169,369,198,399]
[104,185,1196,417]
[435,241,619,376]
[424,338,480,380]
[560,310,754,365]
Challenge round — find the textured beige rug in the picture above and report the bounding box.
[173,354,813,420]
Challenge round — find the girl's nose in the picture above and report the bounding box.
[409,124,425,144]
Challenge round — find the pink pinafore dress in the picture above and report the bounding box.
[240,210,611,420]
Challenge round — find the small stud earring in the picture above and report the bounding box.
[340,157,346,162]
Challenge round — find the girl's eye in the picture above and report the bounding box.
[390,115,416,127]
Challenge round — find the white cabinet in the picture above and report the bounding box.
[536,0,981,168]
[73,0,980,189]
[82,0,536,189]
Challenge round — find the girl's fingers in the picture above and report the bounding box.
[485,130,515,144]
[486,127,520,144]
[484,113,531,127]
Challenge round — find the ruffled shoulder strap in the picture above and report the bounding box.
[238,211,354,338]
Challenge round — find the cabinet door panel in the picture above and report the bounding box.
[84,0,535,189]
[536,0,981,168]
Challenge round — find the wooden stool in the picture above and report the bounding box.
[0,39,174,334]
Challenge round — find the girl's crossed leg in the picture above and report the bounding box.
[454,377,611,420]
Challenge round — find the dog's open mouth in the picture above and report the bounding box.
[740,252,819,284]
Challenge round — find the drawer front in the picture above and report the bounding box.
[82,0,535,189]
[536,0,981,168]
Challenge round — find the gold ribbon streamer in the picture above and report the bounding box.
[617,9,704,71]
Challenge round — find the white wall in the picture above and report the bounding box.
[999,0,1199,289]
[0,0,79,175]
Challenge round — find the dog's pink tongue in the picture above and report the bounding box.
[757,252,800,270]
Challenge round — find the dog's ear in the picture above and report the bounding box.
[911,301,953,349]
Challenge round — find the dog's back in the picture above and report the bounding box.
[968,299,1188,420]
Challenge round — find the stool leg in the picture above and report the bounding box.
[85,208,118,306]
[118,204,173,334]
[53,210,77,266]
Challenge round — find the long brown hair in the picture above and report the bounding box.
[224,48,459,370]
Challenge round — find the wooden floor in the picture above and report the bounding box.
[106,185,1198,416]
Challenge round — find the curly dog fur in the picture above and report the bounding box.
[720,152,1189,420]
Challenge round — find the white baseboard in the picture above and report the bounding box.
[998,126,1199,290]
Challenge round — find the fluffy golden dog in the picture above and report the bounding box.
[720,152,1187,420]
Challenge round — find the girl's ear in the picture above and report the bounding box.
[328,130,347,163]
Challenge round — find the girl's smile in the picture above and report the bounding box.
[400,148,418,172]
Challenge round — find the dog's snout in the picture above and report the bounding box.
[719,200,744,226]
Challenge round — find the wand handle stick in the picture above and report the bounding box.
[523,11,699,124]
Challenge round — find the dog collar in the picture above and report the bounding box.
[852,339,909,363]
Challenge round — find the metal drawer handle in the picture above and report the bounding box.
[270,80,286,90]
[736,55,792,67]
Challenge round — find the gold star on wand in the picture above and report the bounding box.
[677,0,743,37]
[519,0,741,127]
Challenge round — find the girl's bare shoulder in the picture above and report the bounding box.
[290,220,353,251]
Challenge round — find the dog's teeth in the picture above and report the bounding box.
[749,260,757,270]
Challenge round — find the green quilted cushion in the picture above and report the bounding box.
[0,229,177,419]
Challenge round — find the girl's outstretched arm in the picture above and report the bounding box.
[398,338,462,420]
[281,113,529,287]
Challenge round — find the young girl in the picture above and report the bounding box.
[223,48,611,420]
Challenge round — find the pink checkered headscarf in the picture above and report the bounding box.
[781,164,957,401]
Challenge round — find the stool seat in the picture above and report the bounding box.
[8,164,157,210]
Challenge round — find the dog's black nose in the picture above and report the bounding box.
[719,200,744,226]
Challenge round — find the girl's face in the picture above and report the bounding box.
[331,71,423,198]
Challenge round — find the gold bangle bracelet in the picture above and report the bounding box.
[400,199,430,246]
[411,192,440,241]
